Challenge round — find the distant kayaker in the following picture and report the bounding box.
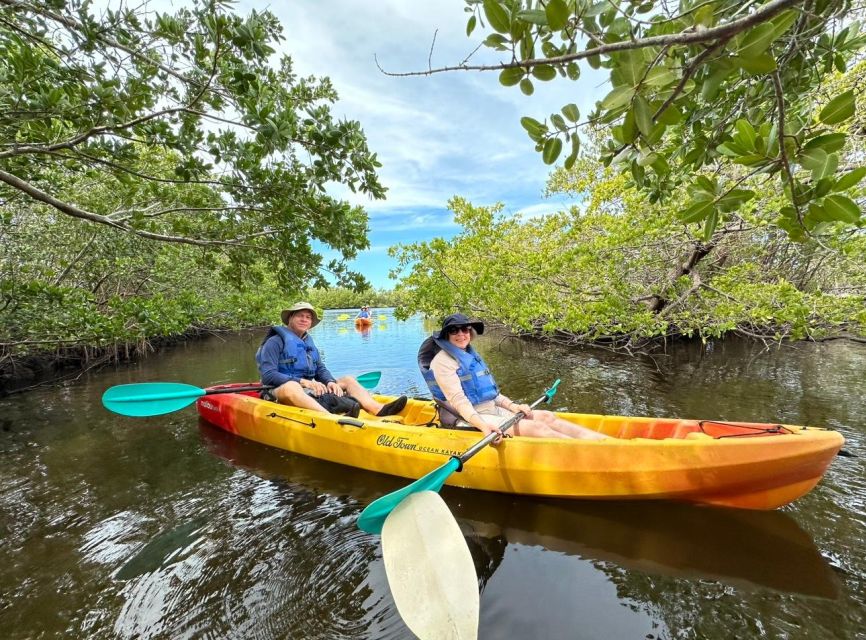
[257,302,407,417]
[418,313,606,440]
[356,305,371,319]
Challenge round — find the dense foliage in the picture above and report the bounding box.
[386,0,866,348]
[0,0,384,290]
[391,166,865,349]
[389,0,866,241]
[0,0,395,386]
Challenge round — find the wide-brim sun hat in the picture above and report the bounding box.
[433,312,484,339]
[281,301,321,327]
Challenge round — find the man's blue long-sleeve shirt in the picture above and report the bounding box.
[257,334,337,388]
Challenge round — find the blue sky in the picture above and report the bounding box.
[240,1,609,288]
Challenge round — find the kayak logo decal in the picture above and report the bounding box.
[376,434,460,457]
[201,401,219,412]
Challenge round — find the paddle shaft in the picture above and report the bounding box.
[458,392,552,463]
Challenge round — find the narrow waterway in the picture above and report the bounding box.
[1,309,864,639]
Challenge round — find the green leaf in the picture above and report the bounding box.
[700,67,731,100]
[678,199,715,223]
[551,113,568,131]
[566,63,580,80]
[520,78,534,95]
[734,119,757,151]
[532,65,557,81]
[562,103,579,123]
[657,105,683,126]
[695,176,717,195]
[570,132,580,157]
[520,116,546,136]
[819,90,856,125]
[832,167,866,191]
[798,147,827,170]
[738,23,778,58]
[616,50,646,88]
[600,85,635,111]
[545,0,570,30]
[542,137,563,165]
[644,67,677,87]
[633,95,654,137]
[466,15,477,36]
[516,9,547,25]
[733,53,777,75]
[769,10,799,40]
[483,0,512,34]
[499,67,524,86]
[823,195,861,223]
[811,152,838,182]
[803,132,847,154]
[703,209,719,241]
[484,33,508,49]
[716,189,755,212]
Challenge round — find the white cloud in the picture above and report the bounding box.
[230,0,610,284]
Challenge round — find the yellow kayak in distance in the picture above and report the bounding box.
[196,384,844,510]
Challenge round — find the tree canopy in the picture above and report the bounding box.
[386,0,866,242]
[0,0,384,289]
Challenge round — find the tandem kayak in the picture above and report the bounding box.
[196,384,844,510]
[354,317,373,327]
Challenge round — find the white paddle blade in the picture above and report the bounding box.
[381,491,480,640]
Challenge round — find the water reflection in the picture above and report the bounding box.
[2,311,863,640]
[198,421,839,600]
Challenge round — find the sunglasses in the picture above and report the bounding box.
[446,325,472,335]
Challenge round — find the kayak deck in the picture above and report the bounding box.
[196,385,844,510]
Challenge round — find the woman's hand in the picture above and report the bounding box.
[513,403,533,418]
[472,414,507,445]
[326,381,343,397]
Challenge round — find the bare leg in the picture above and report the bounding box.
[533,410,608,440]
[274,380,328,412]
[338,375,385,414]
[480,411,607,440]
[337,376,407,416]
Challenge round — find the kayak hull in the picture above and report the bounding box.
[354,317,373,327]
[196,385,844,510]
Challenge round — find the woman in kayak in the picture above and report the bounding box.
[356,305,372,319]
[257,301,406,417]
[418,313,606,440]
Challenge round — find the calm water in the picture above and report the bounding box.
[1,309,864,639]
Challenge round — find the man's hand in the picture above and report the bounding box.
[302,379,328,396]
[326,381,343,397]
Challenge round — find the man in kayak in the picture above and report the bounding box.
[418,313,606,440]
[356,305,371,319]
[257,302,407,417]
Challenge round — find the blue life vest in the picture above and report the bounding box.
[255,326,321,379]
[357,310,370,319]
[418,336,499,405]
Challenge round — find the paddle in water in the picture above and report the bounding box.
[102,371,382,417]
[357,379,560,534]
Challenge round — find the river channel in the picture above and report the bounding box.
[1,309,864,639]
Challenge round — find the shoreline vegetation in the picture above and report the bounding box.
[3,291,864,395]
[0,287,404,395]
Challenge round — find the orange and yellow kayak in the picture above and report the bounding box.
[196,384,844,510]
[354,317,373,327]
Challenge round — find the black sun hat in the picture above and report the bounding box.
[433,313,484,339]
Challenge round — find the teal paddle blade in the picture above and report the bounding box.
[356,371,381,389]
[358,457,461,534]
[102,383,205,417]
